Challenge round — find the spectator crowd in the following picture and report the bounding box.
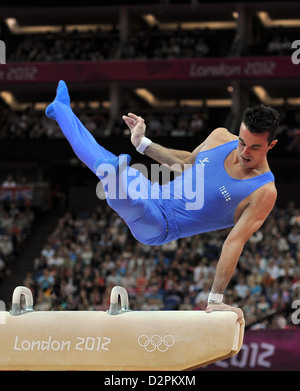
[1,100,299,157]
[18,199,300,330]
[0,199,35,282]
[7,27,120,62]
[0,102,110,139]
[5,23,298,62]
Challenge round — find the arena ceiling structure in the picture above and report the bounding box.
[0,0,299,111]
[0,1,299,190]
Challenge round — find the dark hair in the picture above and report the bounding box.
[241,104,279,144]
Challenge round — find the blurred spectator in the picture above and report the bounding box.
[37,269,55,291]
[0,252,9,280]
[266,33,293,56]
[0,234,14,259]
[2,175,17,187]
[194,281,210,309]
[234,275,250,300]
[0,201,35,271]
[7,28,120,62]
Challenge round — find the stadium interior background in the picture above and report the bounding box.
[0,1,300,366]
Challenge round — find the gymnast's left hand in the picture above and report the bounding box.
[206,302,244,324]
[122,113,146,148]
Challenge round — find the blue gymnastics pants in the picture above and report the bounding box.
[45,81,169,245]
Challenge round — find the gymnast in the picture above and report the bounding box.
[46,80,279,321]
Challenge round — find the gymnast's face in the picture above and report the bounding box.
[237,123,277,169]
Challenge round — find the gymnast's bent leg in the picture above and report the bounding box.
[45,81,168,245]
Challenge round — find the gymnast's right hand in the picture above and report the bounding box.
[122,113,146,148]
[206,302,244,324]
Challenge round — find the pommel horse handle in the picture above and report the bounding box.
[107,286,130,315]
[10,286,34,316]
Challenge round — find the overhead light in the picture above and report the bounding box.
[134,89,232,107]
[142,14,236,30]
[135,88,159,106]
[5,18,17,30]
[142,14,159,27]
[257,12,300,28]
[0,91,16,105]
[178,99,204,107]
[0,91,28,109]
[5,17,116,34]
[286,98,300,105]
[205,99,232,107]
[5,18,61,34]
[252,86,284,105]
[65,24,116,33]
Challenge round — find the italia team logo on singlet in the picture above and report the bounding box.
[219,185,231,202]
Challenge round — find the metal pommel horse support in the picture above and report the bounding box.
[0,286,245,370]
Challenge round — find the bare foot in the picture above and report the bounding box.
[206,302,244,324]
[122,113,146,148]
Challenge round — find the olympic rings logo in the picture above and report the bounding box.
[137,334,175,352]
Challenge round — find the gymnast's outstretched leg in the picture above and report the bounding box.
[45,80,116,173]
[45,81,168,245]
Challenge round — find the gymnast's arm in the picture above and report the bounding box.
[144,143,197,169]
[207,184,277,321]
[123,112,193,168]
[122,112,227,170]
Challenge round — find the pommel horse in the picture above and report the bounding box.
[0,286,244,370]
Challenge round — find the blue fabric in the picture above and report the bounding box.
[46,81,274,246]
[166,140,275,239]
[45,80,116,173]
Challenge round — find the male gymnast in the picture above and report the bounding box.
[46,80,279,321]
